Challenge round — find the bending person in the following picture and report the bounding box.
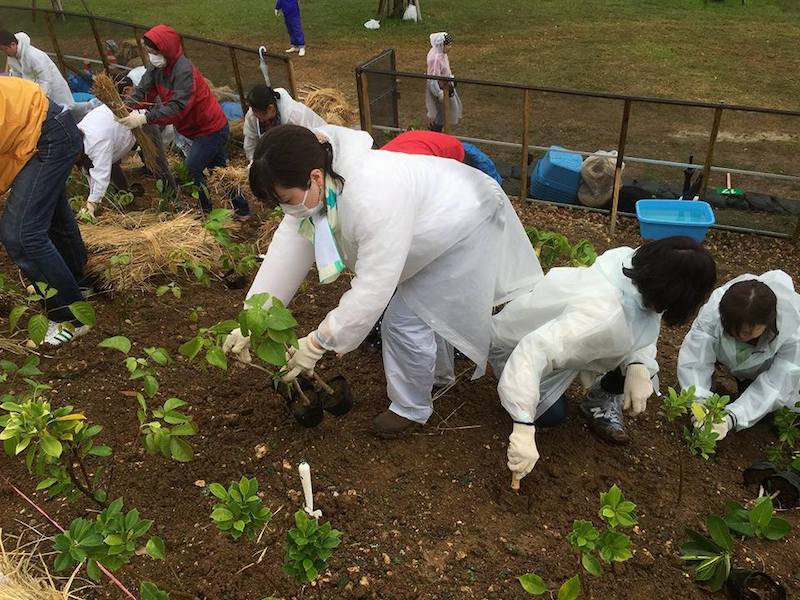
[224,124,542,436]
[243,84,325,163]
[678,271,800,439]
[491,237,716,483]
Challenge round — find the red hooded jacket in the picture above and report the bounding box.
[129,25,227,138]
[381,130,466,162]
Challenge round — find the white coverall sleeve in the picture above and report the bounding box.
[427,78,444,101]
[498,302,624,423]
[245,216,315,306]
[85,140,114,204]
[622,343,659,378]
[726,338,800,430]
[243,110,259,163]
[316,192,416,354]
[289,103,327,130]
[677,305,720,400]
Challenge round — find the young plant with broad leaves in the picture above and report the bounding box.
[659,385,695,503]
[53,497,165,581]
[284,510,342,584]
[766,402,800,471]
[723,496,791,541]
[1,365,112,506]
[519,485,637,599]
[203,208,259,279]
[8,282,95,346]
[140,581,171,600]
[208,476,273,540]
[685,392,731,459]
[98,336,197,462]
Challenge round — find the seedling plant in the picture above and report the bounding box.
[8,282,96,346]
[208,476,273,540]
[525,227,597,269]
[518,485,637,599]
[766,401,800,471]
[284,510,342,584]
[686,392,731,459]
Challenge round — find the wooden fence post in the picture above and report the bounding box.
[87,14,110,71]
[44,11,68,76]
[700,107,723,199]
[441,78,449,134]
[609,99,632,236]
[357,71,373,135]
[132,27,148,65]
[519,89,531,201]
[229,47,247,118]
[286,58,298,99]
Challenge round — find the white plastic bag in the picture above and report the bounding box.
[403,3,418,21]
[578,150,621,208]
[364,19,381,30]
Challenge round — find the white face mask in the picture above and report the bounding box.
[281,181,323,219]
[148,52,167,68]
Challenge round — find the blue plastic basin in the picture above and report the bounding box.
[635,199,715,242]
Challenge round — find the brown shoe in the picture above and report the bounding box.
[371,410,418,438]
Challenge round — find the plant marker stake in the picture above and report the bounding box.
[511,474,521,492]
[298,461,322,519]
[3,477,138,600]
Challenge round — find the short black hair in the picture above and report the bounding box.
[0,30,17,46]
[719,279,778,340]
[246,84,280,111]
[623,236,717,327]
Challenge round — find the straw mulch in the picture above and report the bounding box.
[206,79,240,104]
[91,74,160,176]
[229,118,245,143]
[299,84,358,126]
[0,529,85,600]
[79,211,224,290]
[207,165,256,208]
[256,213,282,255]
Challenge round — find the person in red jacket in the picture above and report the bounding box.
[119,24,249,218]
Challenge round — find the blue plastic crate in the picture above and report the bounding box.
[529,159,580,204]
[635,199,715,242]
[539,146,582,190]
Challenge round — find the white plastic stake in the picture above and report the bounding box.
[298,461,322,519]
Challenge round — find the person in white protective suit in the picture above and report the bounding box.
[491,237,717,483]
[425,32,462,132]
[223,124,543,436]
[0,30,74,108]
[678,271,800,440]
[242,84,326,163]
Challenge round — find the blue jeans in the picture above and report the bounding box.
[184,123,250,217]
[534,394,569,428]
[0,101,86,323]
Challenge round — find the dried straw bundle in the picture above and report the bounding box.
[0,529,84,600]
[206,165,255,207]
[91,73,161,175]
[300,84,357,126]
[256,214,281,254]
[229,118,245,142]
[79,211,223,290]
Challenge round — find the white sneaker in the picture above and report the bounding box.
[43,321,91,347]
[298,47,306,57]
[285,46,298,53]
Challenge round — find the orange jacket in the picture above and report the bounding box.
[0,78,48,194]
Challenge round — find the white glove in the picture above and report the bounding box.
[115,111,148,129]
[281,332,326,383]
[623,363,652,415]
[84,201,98,217]
[579,370,597,389]
[694,413,732,441]
[222,328,252,363]
[507,423,539,481]
[275,9,280,15]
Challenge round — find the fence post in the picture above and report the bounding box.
[132,27,148,65]
[357,70,373,135]
[519,89,531,201]
[389,49,400,128]
[441,77,449,134]
[87,14,110,71]
[286,58,298,99]
[609,99,632,236]
[179,35,187,58]
[44,11,68,76]
[229,47,247,118]
[700,107,723,199]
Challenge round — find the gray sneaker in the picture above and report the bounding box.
[580,381,629,444]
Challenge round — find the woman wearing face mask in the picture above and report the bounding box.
[118,24,250,219]
[223,124,542,436]
[678,271,800,440]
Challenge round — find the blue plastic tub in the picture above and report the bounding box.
[529,152,582,204]
[635,199,715,242]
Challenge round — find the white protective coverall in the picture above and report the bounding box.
[491,247,660,424]
[77,104,137,204]
[246,125,542,422]
[243,88,326,162]
[678,270,800,430]
[6,32,74,107]
[425,32,462,127]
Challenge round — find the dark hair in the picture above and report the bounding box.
[719,280,778,340]
[623,236,717,327]
[0,30,17,46]
[143,37,159,52]
[249,124,344,207]
[115,75,133,95]
[443,33,454,46]
[246,84,280,111]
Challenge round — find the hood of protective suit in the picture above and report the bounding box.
[11,31,30,59]
[427,32,451,77]
[143,25,183,69]
[127,66,146,87]
[315,124,374,178]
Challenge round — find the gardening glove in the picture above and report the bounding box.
[115,111,147,129]
[507,423,539,481]
[623,363,652,415]
[579,370,598,390]
[693,412,733,441]
[275,8,280,15]
[222,327,252,364]
[281,331,326,383]
[84,201,98,217]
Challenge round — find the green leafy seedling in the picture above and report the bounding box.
[723,496,791,541]
[284,510,342,584]
[209,476,272,540]
[680,515,733,592]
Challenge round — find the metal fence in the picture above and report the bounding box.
[356,49,800,241]
[0,4,297,117]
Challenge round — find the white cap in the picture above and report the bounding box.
[128,66,146,87]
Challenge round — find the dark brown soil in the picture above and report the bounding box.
[1,200,799,600]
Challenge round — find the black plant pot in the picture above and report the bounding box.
[742,461,778,486]
[726,569,786,600]
[763,471,800,509]
[277,377,324,428]
[319,375,353,417]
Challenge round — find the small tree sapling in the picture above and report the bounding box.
[8,282,95,346]
[208,476,273,540]
[53,497,165,581]
[284,510,342,584]
[723,496,791,540]
[684,393,731,459]
[680,515,734,592]
[140,581,170,600]
[659,386,695,502]
[766,402,800,469]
